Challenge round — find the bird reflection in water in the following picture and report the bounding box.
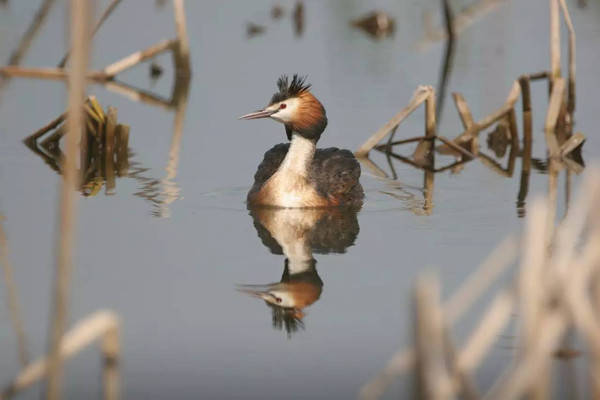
[238,207,360,338]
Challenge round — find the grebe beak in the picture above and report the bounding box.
[238,108,277,120]
[236,283,281,299]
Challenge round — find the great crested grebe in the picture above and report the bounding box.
[239,74,364,208]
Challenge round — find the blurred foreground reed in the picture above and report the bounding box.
[361,166,600,399]
[0,0,191,398]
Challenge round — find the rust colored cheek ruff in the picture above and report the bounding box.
[288,92,328,142]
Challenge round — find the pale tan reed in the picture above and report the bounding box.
[45,1,90,399]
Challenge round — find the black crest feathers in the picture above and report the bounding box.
[270,74,311,104]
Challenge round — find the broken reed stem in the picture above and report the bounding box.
[5,0,57,68]
[0,66,106,81]
[560,132,585,158]
[101,80,173,110]
[46,1,90,399]
[549,0,561,82]
[452,93,475,129]
[544,77,565,157]
[172,0,191,75]
[0,220,29,367]
[157,78,189,217]
[103,39,176,78]
[437,136,475,159]
[477,81,520,131]
[101,320,120,400]
[104,107,117,195]
[456,289,514,374]
[356,86,432,157]
[2,311,120,399]
[436,0,456,121]
[518,199,551,398]
[414,275,454,399]
[558,0,576,112]
[58,0,124,68]
[377,136,424,149]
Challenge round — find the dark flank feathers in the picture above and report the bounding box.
[270,74,311,105]
[248,143,364,207]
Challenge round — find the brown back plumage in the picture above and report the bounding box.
[248,143,364,208]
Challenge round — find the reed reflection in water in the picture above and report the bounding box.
[238,207,360,338]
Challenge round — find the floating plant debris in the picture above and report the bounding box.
[486,118,511,158]
[246,22,266,38]
[149,62,163,80]
[271,4,284,19]
[293,1,304,37]
[351,11,395,39]
[23,96,130,197]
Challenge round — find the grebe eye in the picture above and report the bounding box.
[279,103,287,109]
[276,297,282,303]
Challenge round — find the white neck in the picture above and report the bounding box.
[278,134,316,177]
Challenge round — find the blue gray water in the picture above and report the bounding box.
[0,0,599,398]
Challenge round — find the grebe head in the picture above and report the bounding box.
[239,74,328,142]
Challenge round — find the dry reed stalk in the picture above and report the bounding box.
[0,0,57,100]
[456,289,514,374]
[355,86,432,157]
[549,0,561,82]
[559,132,585,158]
[0,220,29,367]
[386,151,431,171]
[518,198,551,399]
[490,170,599,399]
[101,320,120,400]
[359,238,517,399]
[116,125,130,176]
[477,153,514,177]
[486,311,568,399]
[172,0,191,75]
[438,81,520,155]
[452,93,475,129]
[425,88,437,141]
[356,156,390,179]
[517,76,533,215]
[423,170,435,215]
[2,311,120,399]
[101,80,173,110]
[0,66,106,81]
[437,0,455,121]
[25,113,67,143]
[157,80,189,217]
[557,0,576,112]
[378,136,424,148]
[476,81,520,131]
[442,328,480,400]
[436,136,475,159]
[104,107,117,194]
[544,77,565,157]
[414,275,454,400]
[45,0,90,398]
[58,0,124,68]
[103,39,177,78]
[4,0,56,66]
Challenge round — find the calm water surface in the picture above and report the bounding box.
[0,0,599,398]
